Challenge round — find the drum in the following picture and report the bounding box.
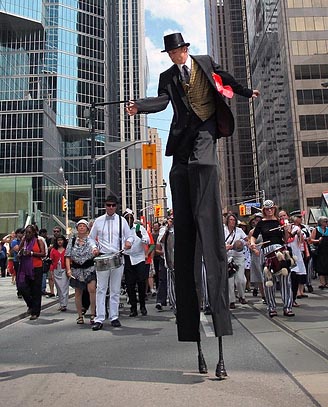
[232,240,244,252]
[264,244,286,274]
[94,253,122,271]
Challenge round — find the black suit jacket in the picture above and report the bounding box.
[135,55,253,156]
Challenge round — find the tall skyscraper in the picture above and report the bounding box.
[205,0,259,213]
[247,0,328,213]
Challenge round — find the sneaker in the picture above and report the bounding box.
[155,303,163,311]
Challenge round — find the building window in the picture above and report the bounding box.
[299,114,328,130]
[302,140,328,156]
[292,40,328,56]
[290,17,328,32]
[304,167,328,184]
[297,89,328,104]
[307,197,322,207]
[294,64,328,80]
[288,0,326,7]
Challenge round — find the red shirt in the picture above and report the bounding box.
[32,239,43,268]
[50,248,66,271]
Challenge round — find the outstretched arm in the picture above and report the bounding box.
[126,101,138,116]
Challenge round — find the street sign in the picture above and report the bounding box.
[244,202,261,215]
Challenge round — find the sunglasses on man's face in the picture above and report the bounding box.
[106,203,117,207]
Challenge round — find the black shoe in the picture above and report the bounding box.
[140,307,147,316]
[92,322,103,331]
[129,310,138,317]
[46,293,55,298]
[111,319,121,327]
[29,315,38,320]
[307,285,314,293]
[155,303,163,311]
[252,288,258,297]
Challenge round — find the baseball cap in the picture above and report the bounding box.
[76,219,89,229]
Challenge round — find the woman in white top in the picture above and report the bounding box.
[224,214,247,308]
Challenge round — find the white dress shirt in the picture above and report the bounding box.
[89,213,133,254]
[178,55,192,73]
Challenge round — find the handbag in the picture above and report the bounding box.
[42,257,52,273]
[227,257,239,278]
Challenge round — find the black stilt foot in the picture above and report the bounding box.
[198,352,208,374]
[197,340,208,374]
[215,359,228,380]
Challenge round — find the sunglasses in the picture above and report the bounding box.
[106,203,117,207]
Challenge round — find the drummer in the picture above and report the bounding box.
[250,200,294,318]
[89,196,133,330]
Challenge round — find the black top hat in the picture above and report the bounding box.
[161,33,190,53]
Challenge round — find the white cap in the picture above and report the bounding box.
[76,219,89,229]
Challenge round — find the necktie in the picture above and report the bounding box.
[182,65,190,83]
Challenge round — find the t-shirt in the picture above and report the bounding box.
[253,219,284,248]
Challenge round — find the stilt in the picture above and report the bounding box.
[215,336,228,379]
[197,340,207,374]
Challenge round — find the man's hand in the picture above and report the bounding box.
[252,90,260,98]
[126,101,138,116]
[124,241,132,250]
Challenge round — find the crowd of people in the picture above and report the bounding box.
[0,196,327,324]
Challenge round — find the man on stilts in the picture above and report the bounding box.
[126,32,259,378]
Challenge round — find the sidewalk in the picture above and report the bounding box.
[0,276,73,329]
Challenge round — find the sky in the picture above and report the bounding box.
[143,0,207,207]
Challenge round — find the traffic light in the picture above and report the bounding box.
[75,199,84,217]
[142,143,157,170]
[239,204,246,217]
[154,204,161,217]
[62,196,68,212]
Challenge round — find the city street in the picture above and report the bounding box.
[0,277,327,407]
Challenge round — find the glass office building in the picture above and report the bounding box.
[0,0,147,233]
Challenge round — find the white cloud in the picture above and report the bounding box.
[144,0,206,52]
[144,0,207,93]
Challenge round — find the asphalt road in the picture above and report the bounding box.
[0,292,325,407]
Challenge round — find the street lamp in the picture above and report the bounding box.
[59,167,69,237]
[84,101,145,219]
